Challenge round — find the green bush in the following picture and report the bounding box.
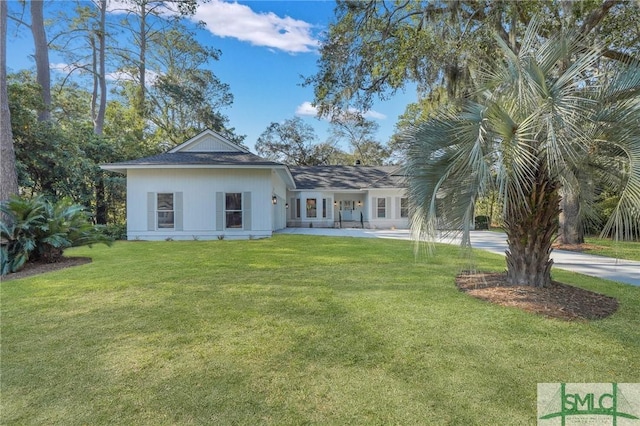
[0,197,45,275]
[475,215,489,230]
[586,194,620,236]
[0,195,112,275]
[100,223,127,240]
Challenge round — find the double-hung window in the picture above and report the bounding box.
[377,198,386,218]
[400,197,409,218]
[225,193,242,229]
[157,193,174,228]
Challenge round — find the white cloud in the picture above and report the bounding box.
[194,1,319,53]
[106,0,318,53]
[50,62,158,88]
[105,0,318,53]
[362,109,386,120]
[105,0,125,13]
[105,0,169,15]
[50,62,74,73]
[106,69,161,85]
[296,101,387,121]
[105,70,134,82]
[295,101,318,116]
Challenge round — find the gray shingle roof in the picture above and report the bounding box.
[289,165,405,190]
[103,151,405,191]
[105,152,283,167]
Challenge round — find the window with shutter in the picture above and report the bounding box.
[225,193,242,229]
[157,193,174,228]
[377,198,386,218]
[400,197,409,218]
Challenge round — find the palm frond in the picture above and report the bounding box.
[405,99,496,249]
[593,61,640,240]
[405,15,640,271]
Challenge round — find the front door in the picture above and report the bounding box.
[340,200,354,220]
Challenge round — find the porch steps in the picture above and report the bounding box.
[335,220,366,229]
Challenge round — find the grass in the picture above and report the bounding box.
[1,235,639,425]
[582,237,640,261]
[488,227,639,261]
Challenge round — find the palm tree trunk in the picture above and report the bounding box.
[558,190,584,245]
[504,166,560,287]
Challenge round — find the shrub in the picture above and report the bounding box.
[0,195,112,275]
[475,215,490,230]
[100,223,127,240]
[0,197,45,275]
[585,194,620,236]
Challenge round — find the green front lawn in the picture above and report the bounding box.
[488,228,639,261]
[2,235,639,425]
[583,237,640,261]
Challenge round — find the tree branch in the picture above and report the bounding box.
[580,0,618,35]
[603,48,638,64]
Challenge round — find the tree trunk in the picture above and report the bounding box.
[93,0,108,224]
[1,0,19,203]
[136,1,147,123]
[95,173,107,224]
[95,0,107,135]
[558,189,584,245]
[488,190,496,229]
[504,166,560,287]
[89,0,107,134]
[30,0,51,122]
[90,34,98,126]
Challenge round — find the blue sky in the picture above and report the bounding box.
[6,0,417,152]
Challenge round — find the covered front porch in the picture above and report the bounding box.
[285,190,409,229]
[285,164,409,229]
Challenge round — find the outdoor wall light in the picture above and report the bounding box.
[272,195,277,205]
[333,201,337,206]
[285,203,289,209]
[357,200,362,207]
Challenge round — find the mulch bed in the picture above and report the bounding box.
[2,257,92,282]
[551,242,607,252]
[456,272,619,321]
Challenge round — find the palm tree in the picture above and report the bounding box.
[404,22,640,287]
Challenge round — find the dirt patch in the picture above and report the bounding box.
[456,272,618,321]
[551,242,607,252]
[2,257,92,282]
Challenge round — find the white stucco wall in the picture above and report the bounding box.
[366,189,410,229]
[126,168,288,240]
[271,171,288,231]
[286,191,336,228]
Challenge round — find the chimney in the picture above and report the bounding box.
[354,159,361,166]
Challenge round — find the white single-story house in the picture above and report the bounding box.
[102,130,409,240]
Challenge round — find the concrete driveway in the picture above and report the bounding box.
[276,228,640,286]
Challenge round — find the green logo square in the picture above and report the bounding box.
[538,383,640,425]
